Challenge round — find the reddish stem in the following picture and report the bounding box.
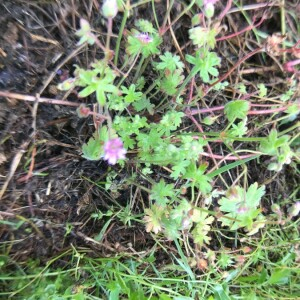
[216,16,265,42]
[209,47,264,89]
[247,106,288,115]
[202,152,257,161]
[188,114,219,167]
[280,40,300,53]
[218,0,233,21]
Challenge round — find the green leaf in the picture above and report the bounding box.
[113,115,149,149]
[191,211,213,246]
[136,128,163,152]
[258,83,267,97]
[82,126,109,160]
[170,199,192,227]
[227,119,248,137]
[224,100,250,122]
[184,163,212,195]
[159,70,184,96]
[259,129,289,155]
[268,268,292,285]
[180,136,207,161]
[121,84,143,103]
[150,179,176,207]
[78,69,97,85]
[82,136,102,161]
[158,111,184,136]
[170,159,190,179]
[156,52,184,72]
[135,19,157,34]
[127,31,162,58]
[189,26,217,49]
[79,84,96,98]
[187,49,221,83]
[218,183,265,231]
[74,61,118,105]
[218,253,233,268]
[133,96,155,114]
[161,218,180,240]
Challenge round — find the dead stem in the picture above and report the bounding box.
[0,91,81,107]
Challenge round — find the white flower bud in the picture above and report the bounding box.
[102,0,118,19]
[204,3,215,18]
[289,202,300,217]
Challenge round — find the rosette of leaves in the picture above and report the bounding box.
[75,61,119,105]
[144,198,215,246]
[58,61,119,106]
[126,28,162,58]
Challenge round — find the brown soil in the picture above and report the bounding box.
[0,0,299,271]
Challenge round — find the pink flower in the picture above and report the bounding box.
[237,205,248,214]
[135,32,153,44]
[103,138,126,165]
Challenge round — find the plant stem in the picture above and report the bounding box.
[201,152,258,161]
[216,15,265,42]
[114,6,128,65]
[218,0,233,20]
[209,47,264,89]
[117,53,140,87]
[152,0,160,29]
[0,91,81,107]
[133,56,145,83]
[106,17,113,52]
[176,66,199,99]
[188,103,294,116]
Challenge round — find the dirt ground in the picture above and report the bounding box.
[0,0,299,270]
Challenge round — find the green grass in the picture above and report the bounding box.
[1,218,299,299]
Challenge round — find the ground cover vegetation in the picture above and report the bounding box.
[0,0,299,299]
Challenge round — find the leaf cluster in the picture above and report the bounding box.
[126,29,162,58]
[155,52,185,96]
[218,183,266,233]
[186,49,221,83]
[144,198,214,246]
[189,26,217,49]
[259,129,293,171]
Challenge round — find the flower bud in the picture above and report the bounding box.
[102,0,118,19]
[271,204,281,215]
[76,104,90,118]
[57,78,76,91]
[289,202,300,217]
[204,3,215,18]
